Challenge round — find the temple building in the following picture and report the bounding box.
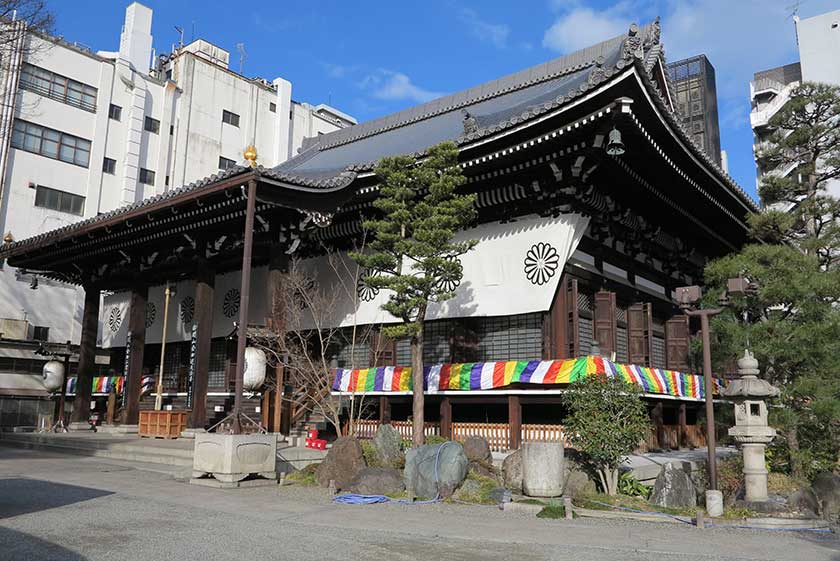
[0,19,753,449]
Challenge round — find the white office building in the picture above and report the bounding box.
[0,2,354,422]
[750,9,840,198]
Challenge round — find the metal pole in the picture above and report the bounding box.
[700,311,717,490]
[155,285,172,411]
[55,353,70,431]
[232,179,257,434]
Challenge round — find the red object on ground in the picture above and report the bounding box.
[307,429,319,439]
[315,439,326,450]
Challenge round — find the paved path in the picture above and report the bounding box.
[0,447,837,561]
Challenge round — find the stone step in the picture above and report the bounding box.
[0,433,195,467]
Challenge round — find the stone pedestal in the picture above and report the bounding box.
[742,443,769,502]
[180,428,207,439]
[192,433,277,486]
[705,490,724,517]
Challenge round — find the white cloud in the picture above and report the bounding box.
[360,70,445,104]
[322,62,358,79]
[458,8,511,48]
[542,4,632,53]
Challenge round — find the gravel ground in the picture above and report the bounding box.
[0,447,838,561]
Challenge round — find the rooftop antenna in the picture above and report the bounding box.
[174,26,184,49]
[236,43,247,75]
[786,0,806,44]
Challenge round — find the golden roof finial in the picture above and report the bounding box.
[3,231,13,245]
[244,145,258,168]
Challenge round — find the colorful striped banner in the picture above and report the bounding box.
[65,376,156,396]
[332,357,726,399]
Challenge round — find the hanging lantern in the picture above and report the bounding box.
[243,347,267,390]
[605,127,625,156]
[42,360,65,392]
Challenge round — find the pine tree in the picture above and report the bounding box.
[352,142,476,447]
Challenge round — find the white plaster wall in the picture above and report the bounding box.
[797,10,840,86]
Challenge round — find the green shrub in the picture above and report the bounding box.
[285,463,318,486]
[452,472,498,504]
[424,435,449,446]
[360,440,383,467]
[767,472,803,496]
[716,455,744,504]
[536,501,566,519]
[617,472,652,499]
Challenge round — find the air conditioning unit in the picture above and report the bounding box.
[0,318,29,340]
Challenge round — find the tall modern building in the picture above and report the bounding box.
[750,9,840,198]
[0,2,354,425]
[665,55,722,167]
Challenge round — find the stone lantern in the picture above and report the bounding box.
[721,350,779,502]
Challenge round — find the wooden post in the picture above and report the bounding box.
[232,180,257,434]
[106,386,116,425]
[652,401,665,449]
[508,395,522,450]
[439,397,452,439]
[188,265,214,429]
[273,364,283,433]
[544,275,569,359]
[70,286,100,426]
[379,396,391,424]
[123,286,147,425]
[678,402,688,449]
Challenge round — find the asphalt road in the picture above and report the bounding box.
[0,446,838,561]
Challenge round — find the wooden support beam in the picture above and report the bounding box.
[678,403,688,449]
[652,401,665,450]
[440,397,452,439]
[188,265,214,429]
[261,390,270,428]
[379,396,391,424]
[508,395,522,450]
[70,286,100,426]
[123,285,147,425]
[273,364,283,434]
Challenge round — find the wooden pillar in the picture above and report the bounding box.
[678,403,688,449]
[652,401,665,450]
[261,390,270,428]
[439,397,452,439]
[544,275,569,359]
[508,395,522,450]
[188,265,214,429]
[272,364,283,433]
[379,396,391,424]
[123,286,147,425]
[70,286,100,425]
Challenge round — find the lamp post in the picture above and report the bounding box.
[676,277,757,493]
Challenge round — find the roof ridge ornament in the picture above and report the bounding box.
[644,16,661,48]
[462,109,478,134]
[622,23,644,61]
[587,56,606,87]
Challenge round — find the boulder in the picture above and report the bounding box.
[502,450,523,492]
[812,472,840,521]
[452,479,482,502]
[489,487,511,504]
[467,460,497,480]
[462,436,492,463]
[650,463,697,509]
[788,487,820,517]
[315,437,365,490]
[562,450,596,499]
[404,442,468,499]
[347,467,404,496]
[373,424,403,468]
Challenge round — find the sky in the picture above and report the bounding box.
[50,0,840,200]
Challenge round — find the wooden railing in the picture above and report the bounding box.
[452,422,510,452]
[522,423,569,447]
[355,419,440,441]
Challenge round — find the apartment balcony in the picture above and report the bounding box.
[750,81,799,129]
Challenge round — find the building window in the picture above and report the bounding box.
[108,104,122,121]
[11,120,91,167]
[18,63,97,112]
[138,168,155,185]
[269,102,276,113]
[218,156,236,170]
[222,110,240,127]
[102,157,116,174]
[144,116,160,134]
[32,326,49,341]
[34,185,85,216]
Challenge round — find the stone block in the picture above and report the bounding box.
[522,441,564,497]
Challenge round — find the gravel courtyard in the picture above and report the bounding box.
[0,447,837,561]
